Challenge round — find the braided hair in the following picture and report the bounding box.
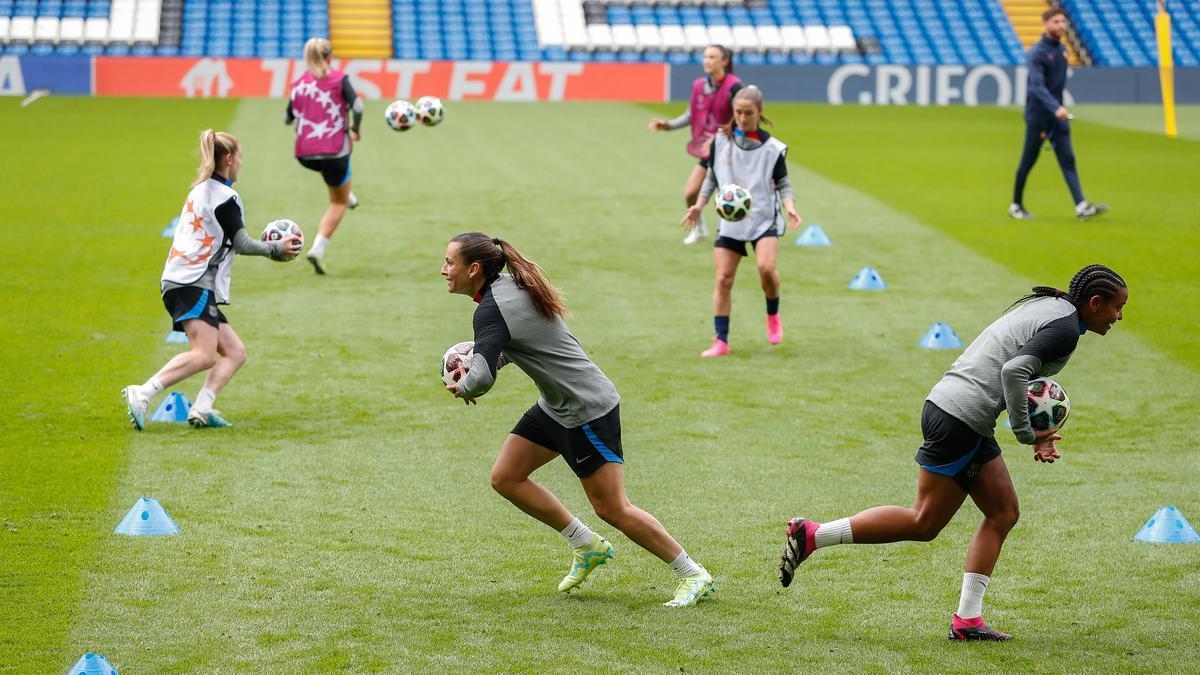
[1010,264,1126,310]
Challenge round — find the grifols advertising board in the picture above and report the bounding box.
[93,57,669,101]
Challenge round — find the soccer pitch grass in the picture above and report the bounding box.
[2,97,1197,672]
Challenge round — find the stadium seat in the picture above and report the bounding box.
[683,24,708,50]
[610,22,635,49]
[829,24,855,51]
[780,24,805,51]
[82,16,106,41]
[707,24,733,48]
[731,24,758,51]
[9,16,34,42]
[0,18,9,43]
[635,23,660,50]
[804,25,832,51]
[659,24,685,51]
[59,16,84,42]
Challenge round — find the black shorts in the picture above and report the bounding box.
[914,400,1001,492]
[162,286,227,333]
[714,230,780,257]
[511,403,624,479]
[297,155,351,187]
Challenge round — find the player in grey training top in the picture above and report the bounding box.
[440,232,716,607]
[777,264,1128,642]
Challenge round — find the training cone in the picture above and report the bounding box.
[68,652,118,675]
[161,216,178,238]
[150,392,191,423]
[848,266,887,290]
[795,224,832,247]
[165,330,189,344]
[1134,506,1200,544]
[918,322,964,349]
[114,497,180,536]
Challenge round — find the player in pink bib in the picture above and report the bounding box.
[286,37,365,274]
[648,45,742,245]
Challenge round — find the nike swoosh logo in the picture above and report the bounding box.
[575,455,593,464]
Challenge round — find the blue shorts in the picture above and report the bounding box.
[914,401,1001,492]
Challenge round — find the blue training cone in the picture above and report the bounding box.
[918,322,964,349]
[1134,506,1200,544]
[68,652,119,675]
[150,392,191,423]
[165,330,188,344]
[114,497,180,536]
[849,266,887,291]
[795,224,832,247]
[161,216,178,238]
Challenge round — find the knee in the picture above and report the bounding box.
[192,350,218,371]
[990,505,1020,533]
[756,262,775,278]
[911,516,947,542]
[489,470,514,496]
[715,273,735,292]
[592,501,628,528]
[225,344,247,367]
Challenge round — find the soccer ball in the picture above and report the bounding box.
[385,99,418,131]
[415,96,445,127]
[715,184,752,222]
[1027,377,1070,432]
[440,341,474,385]
[260,219,303,245]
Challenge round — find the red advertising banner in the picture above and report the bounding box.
[94,57,668,101]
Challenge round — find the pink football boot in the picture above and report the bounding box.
[766,314,783,345]
[700,338,730,358]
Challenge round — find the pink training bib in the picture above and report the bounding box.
[687,73,741,158]
[290,69,349,157]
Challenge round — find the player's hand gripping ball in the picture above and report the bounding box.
[260,219,303,246]
[441,341,475,386]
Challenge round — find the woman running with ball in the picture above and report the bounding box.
[122,130,301,429]
[648,44,742,245]
[441,232,715,607]
[286,37,364,275]
[682,85,801,357]
[777,265,1128,641]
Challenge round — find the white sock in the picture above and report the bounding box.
[193,387,216,413]
[312,234,330,255]
[814,518,853,549]
[668,550,702,578]
[559,518,595,549]
[956,572,990,619]
[139,377,164,403]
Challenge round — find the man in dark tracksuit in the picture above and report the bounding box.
[1010,8,1107,221]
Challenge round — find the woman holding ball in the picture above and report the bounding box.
[286,37,364,274]
[121,130,301,429]
[648,44,742,245]
[682,85,801,357]
[440,232,715,607]
[776,265,1128,642]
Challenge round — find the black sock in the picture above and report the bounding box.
[766,297,780,316]
[714,315,730,342]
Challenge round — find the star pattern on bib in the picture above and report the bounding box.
[169,200,219,268]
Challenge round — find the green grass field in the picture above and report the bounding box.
[2,97,1197,672]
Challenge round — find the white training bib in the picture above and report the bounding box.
[710,133,787,241]
[161,179,240,303]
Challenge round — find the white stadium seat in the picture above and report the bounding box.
[756,25,783,51]
[109,15,135,43]
[683,24,709,50]
[707,24,734,49]
[9,17,35,42]
[84,17,110,42]
[635,24,661,50]
[829,24,856,51]
[0,17,10,43]
[558,0,588,48]
[780,25,807,51]
[587,24,613,49]
[611,24,637,50]
[732,25,759,51]
[34,17,60,42]
[659,25,686,50]
[532,0,563,46]
[563,22,588,48]
[804,25,832,51]
[60,17,86,43]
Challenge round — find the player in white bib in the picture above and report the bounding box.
[682,86,801,357]
[122,130,302,429]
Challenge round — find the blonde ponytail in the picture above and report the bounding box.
[304,37,333,79]
[192,129,240,187]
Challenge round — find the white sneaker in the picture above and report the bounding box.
[122,386,148,431]
[306,247,326,275]
[1008,203,1034,219]
[348,191,359,209]
[683,221,708,245]
[1075,200,1108,220]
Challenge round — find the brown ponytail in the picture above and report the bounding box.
[451,232,567,320]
